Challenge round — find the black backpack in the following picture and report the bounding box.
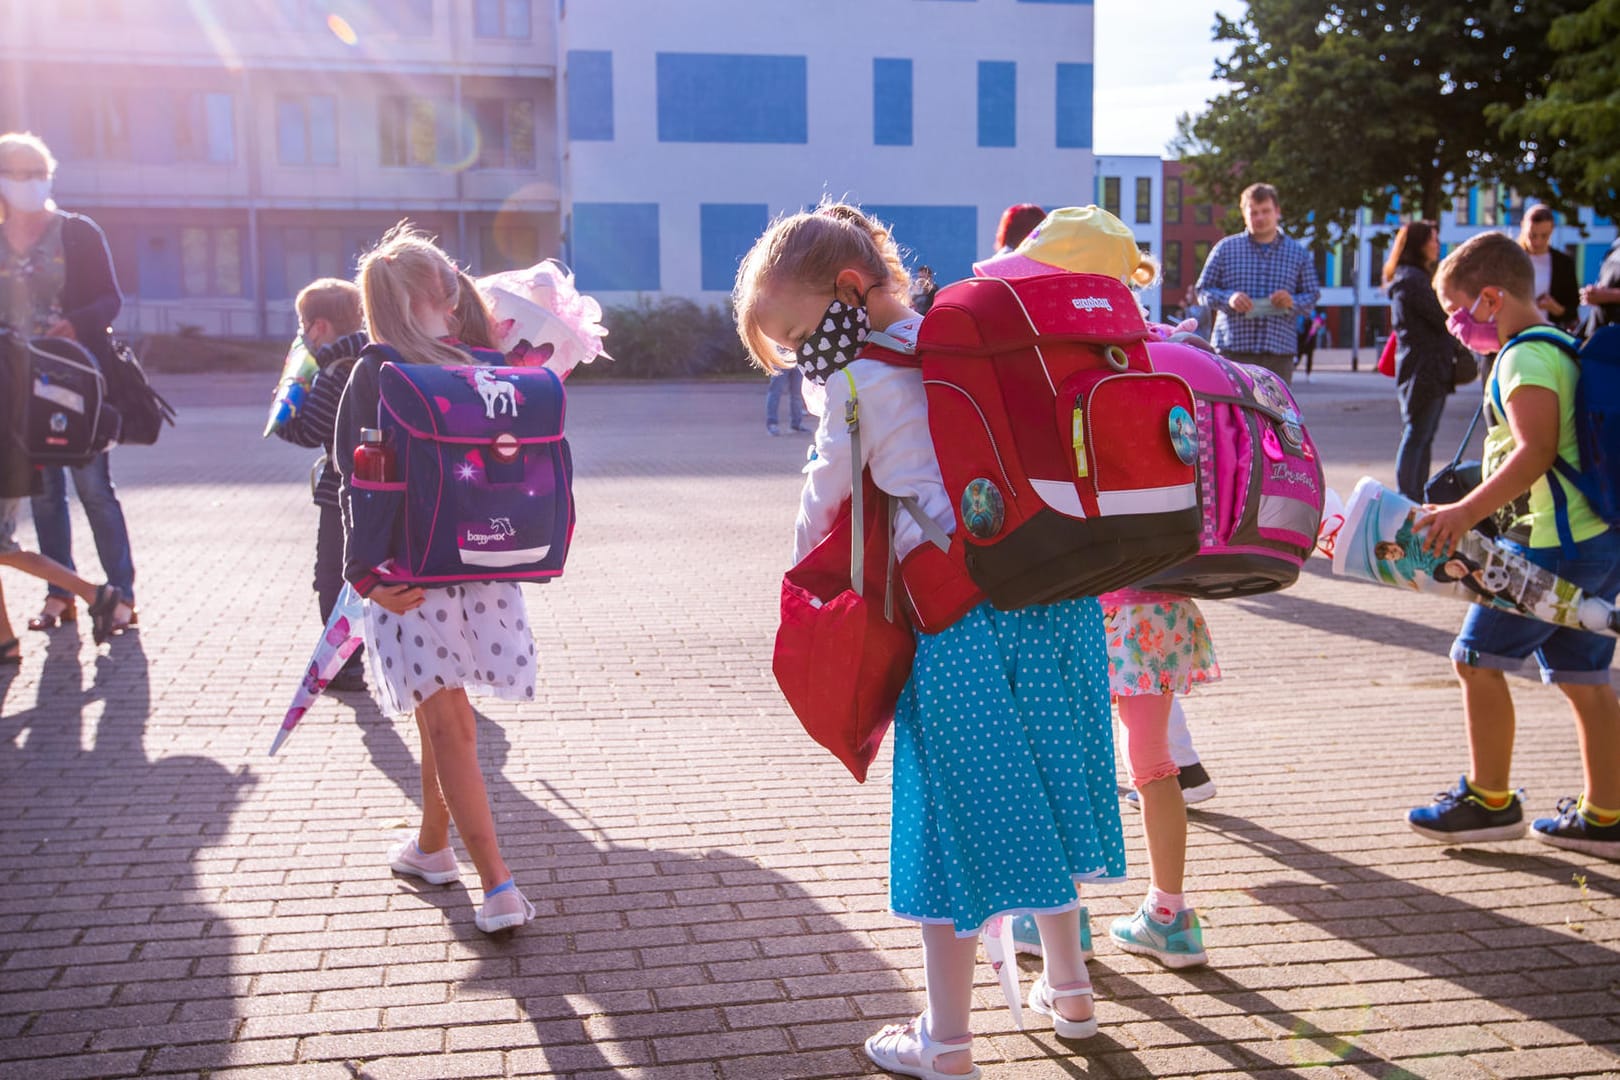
[102,338,176,445]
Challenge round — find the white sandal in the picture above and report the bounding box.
[863,1012,979,1079]
[1028,973,1098,1039]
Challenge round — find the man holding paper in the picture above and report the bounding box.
[1195,183,1321,385]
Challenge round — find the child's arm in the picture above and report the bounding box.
[793,379,855,565]
[278,361,349,449]
[1417,385,1561,553]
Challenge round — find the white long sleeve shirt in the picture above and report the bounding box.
[791,318,956,566]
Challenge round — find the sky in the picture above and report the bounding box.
[1093,0,1245,158]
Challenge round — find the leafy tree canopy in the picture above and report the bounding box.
[1172,1,1584,247]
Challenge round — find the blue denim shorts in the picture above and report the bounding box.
[1451,527,1620,684]
[0,497,21,555]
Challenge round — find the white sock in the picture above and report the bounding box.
[1146,887,1186,923]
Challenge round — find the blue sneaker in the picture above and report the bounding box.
[1109,903,1207,969]
[1010,907,1092,960]
[1532,797,1620,861]
[1407,775,1526,843]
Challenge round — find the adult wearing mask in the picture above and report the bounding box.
[1194,183,1320,386]
[0,132,137,634]
[1518,204,1579,332]
[1383,220,1457,502]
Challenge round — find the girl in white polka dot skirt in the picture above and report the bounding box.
[736,202,1126,1078]
[334,224,537,935]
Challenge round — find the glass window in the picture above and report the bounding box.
[474,98,536,169]
[1193,240,1211,271]
[380,96,446,167]
[1453,191,1471,225]
[101,96,131,160]
[181,227,210,297]
[1164,177,1182,225]
[1163,240,1182,290]
[1135,177,1152,224]
[1193,204,1212,225]
[175,92,235,164]
[1101,176,1120,218]
[1479,185,1499,226]
[277,96,337,166]
[474,0,530,37]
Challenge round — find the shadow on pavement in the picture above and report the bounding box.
[347,702,911,1075]
[0,633,254,1076]
[1192,810,1620,1046]
[1228,578,1460,659]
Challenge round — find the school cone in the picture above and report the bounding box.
[982,915,1025,1029]
[269,584,365,756]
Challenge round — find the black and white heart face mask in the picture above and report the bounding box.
[795,298,870,385]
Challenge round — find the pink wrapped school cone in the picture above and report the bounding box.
[982,915,1026,1029]
[269,584,365,756]
[1327,477,1620,636]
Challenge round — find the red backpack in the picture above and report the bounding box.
[868,272,1203,613]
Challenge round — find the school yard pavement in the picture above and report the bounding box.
[1,370,1616,1080]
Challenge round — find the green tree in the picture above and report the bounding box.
[1172,1,1582,247]
[1494,0,1620,219]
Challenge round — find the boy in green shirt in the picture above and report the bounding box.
[1408,231,1620,860]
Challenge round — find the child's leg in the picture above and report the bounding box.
[917,923,976,1073]
[1031,908,1092,1021]
[1119,692,1186,897]
[413,711,453,853]
[1561,682,1620,810]
[1457,661,1516,794]
[1166,697,1201,769]
[416,687,509,890]
[0,550,101,607]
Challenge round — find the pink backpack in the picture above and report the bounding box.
[1133,338,1324,598]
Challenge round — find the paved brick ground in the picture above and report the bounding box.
[1,368,1617,1080]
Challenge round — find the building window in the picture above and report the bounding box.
[1164,178,1182,225]
[977,61,1016,148]
[175,92,235,164]
[1163,240,1182,290]
[572,203,660,292]
[1101,176,1120,218]
[873,58,913,147]
[180,226,243,297]
[1135,177,1152,224]
[273,226,347,299]
[1193,240,1212,274]
[100,96,131,160]
[701,204,771,292]
[380,96,453,168]
[1193,204,1212,225]
[1055,63,1092,149]
[277,96,337,166]
[474,99,535,169]
[1479,185,1500,226]
[474,0,530,38]
[567,50,614,141]
[657,53,808,144]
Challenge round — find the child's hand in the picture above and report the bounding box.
[1414,503,1477,556]
[369,584,426,614]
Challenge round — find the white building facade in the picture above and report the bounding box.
[1093,154,1162,320]
[559,0,1098,302]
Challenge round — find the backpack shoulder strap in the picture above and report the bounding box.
[858,331,921,368]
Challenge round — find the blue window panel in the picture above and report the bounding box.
[1055,62,1092,148]
[204,93,236,163]
[573,203,660,292]
[135,228,182,301]
[977,61,1016,148]
[873,58,913,146]
[700,203,770,292]
[1585,244,1609,285]
[864,205,978,286]
[568,50,614,141]
[657,53,807,144]
[277,100,308,164]
[309,98,338,165]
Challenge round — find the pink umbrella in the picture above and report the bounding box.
[269,584,365,756]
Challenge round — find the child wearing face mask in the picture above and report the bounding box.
[1408,230,1620,861]
[279,278,371,691]
[736,201,1126,1077]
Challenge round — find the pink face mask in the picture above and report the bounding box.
[1446,294,1500,353]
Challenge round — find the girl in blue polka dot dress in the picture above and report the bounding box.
[736,202,1126,1078]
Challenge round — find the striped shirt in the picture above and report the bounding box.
[1195,231,1320,356]
[278,332,368,507]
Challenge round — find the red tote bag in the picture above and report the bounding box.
[772,373,916,783]
[1377,332,1398,377]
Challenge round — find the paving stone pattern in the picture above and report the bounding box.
[1,371,1617,1079]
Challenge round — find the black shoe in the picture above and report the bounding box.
[1126,761,1217,809]
[329,665,368,692]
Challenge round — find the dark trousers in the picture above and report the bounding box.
[315,502,363,671]
[1396,392,1448,503]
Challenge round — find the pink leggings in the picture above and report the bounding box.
[1117,694,1180,788]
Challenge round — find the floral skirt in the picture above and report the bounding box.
[889,598,1127,936]
[1103,600,1221,698]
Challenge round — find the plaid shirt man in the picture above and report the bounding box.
[1196,231,1320,358]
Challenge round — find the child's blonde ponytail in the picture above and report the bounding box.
[358,222,469,368]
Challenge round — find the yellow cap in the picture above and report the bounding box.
[973,205,1149,284]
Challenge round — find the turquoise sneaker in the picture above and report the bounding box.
[1109,903,1207,969]
[1009,907,1092,960]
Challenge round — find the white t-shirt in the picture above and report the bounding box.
[1530,251,1552,301]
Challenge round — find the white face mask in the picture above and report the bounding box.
[0,177,52,214]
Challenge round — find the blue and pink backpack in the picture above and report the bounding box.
[347,342,574,586]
